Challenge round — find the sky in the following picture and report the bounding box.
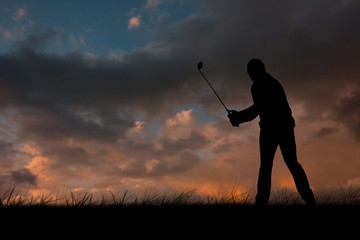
[0,0,359,203]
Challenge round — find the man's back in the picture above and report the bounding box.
[251,73,295,129]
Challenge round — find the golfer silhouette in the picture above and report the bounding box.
[228,58,316,206]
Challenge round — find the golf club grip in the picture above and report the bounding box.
[227,110,239,127]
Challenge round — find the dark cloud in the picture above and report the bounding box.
[115,130,206,178]
[0,140,17,163]
[18,106,132,143]
[166,0,360,119]
[150,151,200,176]
[332,87,360,141]
[10,168,37,185]
[313,127,339,138]
[0,168,37,194]
[13,29,62,51]
[0,46,200,120]
[1,0,359,139]
[160,131,208,156]
[45,146,90,169]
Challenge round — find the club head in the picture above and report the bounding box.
[197,61,203,71]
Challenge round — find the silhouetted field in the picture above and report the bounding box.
[1,186,359,235]
[2,186,360,213]
[2,185,360,208]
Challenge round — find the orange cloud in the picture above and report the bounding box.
[128,15,141,30]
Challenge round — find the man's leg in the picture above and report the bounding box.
[256,129,277,206]
[279,128,316,206]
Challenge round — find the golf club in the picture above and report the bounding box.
[197,61,230,114]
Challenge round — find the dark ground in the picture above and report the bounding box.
[2,203,359,233]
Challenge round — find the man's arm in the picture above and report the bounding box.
[228,104,258,127]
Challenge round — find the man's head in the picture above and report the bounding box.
[247,58,266,82]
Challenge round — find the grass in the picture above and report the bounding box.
[0,186,250,208]
[2,186,360,233]
[1,185,360,208]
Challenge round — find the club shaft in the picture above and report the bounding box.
[199,70,229,113]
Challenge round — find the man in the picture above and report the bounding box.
[228,58,316,206]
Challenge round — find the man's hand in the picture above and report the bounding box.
[227,110,240,127]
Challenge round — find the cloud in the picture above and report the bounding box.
[146,0,162,9]
[10,168,37,185]
[0,6,37,42]
[128,15,142,30]
[312,127,339,138]
[332,86,360,141]
[14,29,61,50]
[14,7,27,21]
[67,33,85,48]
